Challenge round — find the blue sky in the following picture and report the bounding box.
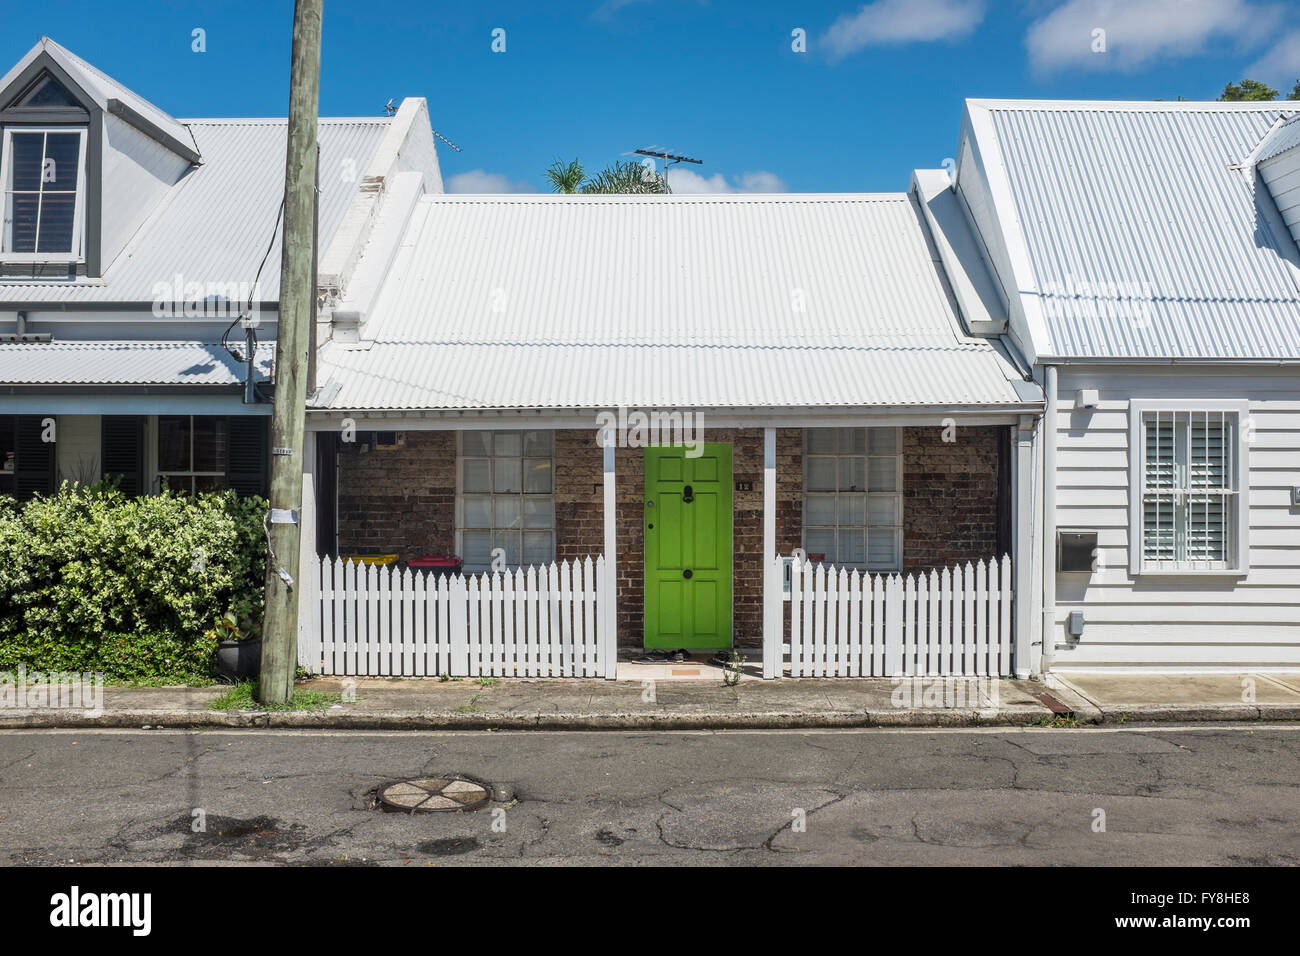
[3,0,1298,192]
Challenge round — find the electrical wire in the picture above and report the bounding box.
[222,197,286,373]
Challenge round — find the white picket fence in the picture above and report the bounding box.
[298,556,615,678]
[776,555,1013,677]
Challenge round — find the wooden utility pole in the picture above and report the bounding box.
[259,0,323,704]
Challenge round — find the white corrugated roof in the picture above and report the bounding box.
[0,37,195,158]
[970,99,1300,359]
[1255,113,1300,164]
[316,194,1035,410]
[0,118,390,304]
[0,341,272,386]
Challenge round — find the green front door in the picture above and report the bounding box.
[644,444,733,651]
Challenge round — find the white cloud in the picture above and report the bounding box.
[822,0,985,59]
[667,169,789,193]
[1245,29,1300,87]
[1025,0,1283,75]
[593,0,650,20]
[445,169,537,193]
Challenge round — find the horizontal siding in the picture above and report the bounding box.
[1050,365,1300,669]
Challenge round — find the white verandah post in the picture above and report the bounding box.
[296,428,320,674]
[762,427,780,678]
[1013,415,1037,679]
[602,439,618,679]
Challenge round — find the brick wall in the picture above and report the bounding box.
[336,430,456,559]
[332,424,1004,649]
[902,424,1003,572]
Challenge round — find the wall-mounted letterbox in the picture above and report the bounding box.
[1057,530,1098,573]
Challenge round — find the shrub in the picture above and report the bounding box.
[0,483,266,682]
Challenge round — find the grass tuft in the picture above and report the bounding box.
[208,681,342,712]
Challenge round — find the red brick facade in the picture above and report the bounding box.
[335,424,1004,649]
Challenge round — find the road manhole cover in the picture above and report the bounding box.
[377,777,491,813]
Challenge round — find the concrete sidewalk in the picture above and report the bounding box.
[2,670,1297,730]
[1048,672,1300,724]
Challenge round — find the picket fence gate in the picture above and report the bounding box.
[298,556,615,678]
[774,555,1013,677]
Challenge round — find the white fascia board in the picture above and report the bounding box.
[963,101,1054,363]
[318,96,438,295]
[911,167,1008,336]
[306,405,1042,431]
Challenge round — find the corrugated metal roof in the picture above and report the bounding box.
[321,342,1026,410]
[0,341,272,386]
[1256,113,1300,164]
[0,118,389,304]
[317,194,1033,410]
[978,101,1300,359]
[0,38,194,156]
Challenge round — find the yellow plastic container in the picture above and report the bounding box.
[346,553,399,567]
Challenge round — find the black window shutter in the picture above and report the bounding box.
[100,415,145,496]
[227,416,269,498]
[14,415,55,499]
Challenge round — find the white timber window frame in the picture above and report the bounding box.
[0,126,88,262]
[802,426,903,571]
[1127,399,1250,576]
[155,414,227,495]
[456,429,556,572]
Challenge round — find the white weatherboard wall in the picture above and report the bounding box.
[1049,365,1300,671]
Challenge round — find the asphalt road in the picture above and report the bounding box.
[0,725,1296,866]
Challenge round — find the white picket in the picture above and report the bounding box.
[906,570,918,675]
[848,570,861,677]
[547,563,562,677]
[595,555,611,677]
[331,558,344,674]
[974,559,987,677]
[999,555,1012,677]
[581,558,595,677]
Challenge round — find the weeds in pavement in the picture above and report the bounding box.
[208,681,342,712]
[1035,714,1081,728]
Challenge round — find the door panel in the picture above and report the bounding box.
[644,444,732,650]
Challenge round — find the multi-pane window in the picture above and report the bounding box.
[1140,410,1239,570]
[460,430,555,570]
[1,127,87,258]
[804,427,902,570]
[158,415,228,494]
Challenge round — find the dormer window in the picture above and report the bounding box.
[1,126,87,260]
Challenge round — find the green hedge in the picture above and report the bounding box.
[0,483,266,683]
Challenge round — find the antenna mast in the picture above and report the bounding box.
[633,147,701,191]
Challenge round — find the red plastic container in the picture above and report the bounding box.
[407,555,463,577]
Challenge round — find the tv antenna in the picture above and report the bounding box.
[634,146,701,191]
[432,129,462,153]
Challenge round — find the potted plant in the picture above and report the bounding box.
[213,611,261,679]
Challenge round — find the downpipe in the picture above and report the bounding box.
[1040,364,1058,674]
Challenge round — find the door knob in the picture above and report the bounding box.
[682,484,694,503]
[682,569,692,579]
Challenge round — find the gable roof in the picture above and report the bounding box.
[0,117,391,305]
[963,99,1300,360]
[0,36,198,162]
[316,193,1037,411]
[1254,113,1300,164]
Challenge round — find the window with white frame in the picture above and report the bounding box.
[157,415,228,495]
[1130,403,1248,573]
[459,430,555,570]
[803,427,903,570]
[1,127,87,259]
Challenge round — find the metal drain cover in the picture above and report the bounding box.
[377,777,491,813]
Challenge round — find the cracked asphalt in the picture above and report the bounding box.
[0,725,1296,865]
